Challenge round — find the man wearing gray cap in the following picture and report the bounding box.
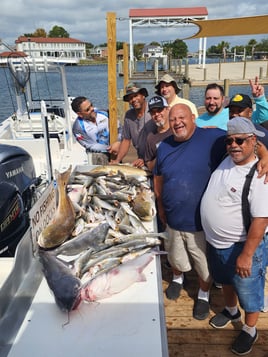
[201,117,268,355]
[155,73,198,117]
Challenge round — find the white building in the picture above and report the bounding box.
[15,36,86,65]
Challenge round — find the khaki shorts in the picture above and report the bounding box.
[166,225,211,283]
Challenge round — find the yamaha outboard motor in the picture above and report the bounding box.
[0,144,38,256]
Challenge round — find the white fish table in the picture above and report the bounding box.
[0,166,168,357]
[6,255,167,357]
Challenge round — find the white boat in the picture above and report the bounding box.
[0,55,88,255]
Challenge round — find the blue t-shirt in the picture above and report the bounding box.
[195,108,229,130]
[154,127,226,231]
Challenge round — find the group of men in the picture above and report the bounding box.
[71,74,268,356]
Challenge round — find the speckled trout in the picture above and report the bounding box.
[38,166,76,249]
[79,164,151,180]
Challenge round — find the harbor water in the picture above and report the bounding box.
[0,60,267,123]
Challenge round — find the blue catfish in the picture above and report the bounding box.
[39,249,82,312]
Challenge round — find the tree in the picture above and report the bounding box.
[171,39,188,59]
[48,26,69,38]
[134,43,145,60]
[149,41,161,47]
[33,28,47,37]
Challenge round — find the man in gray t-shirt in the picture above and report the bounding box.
[111,82,155,167]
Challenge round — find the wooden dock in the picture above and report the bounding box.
[123,142,268,357]
[161,259,268,357]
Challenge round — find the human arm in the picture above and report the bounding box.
[107,141,121,156]
[109,138,131,164]
[153,175,167,229]
[249,76,268,124]
[145,159,156,172]
[255,141,268,182]
[235,217,268,278]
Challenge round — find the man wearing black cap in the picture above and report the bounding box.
[228,93,268,147]
[111,82,154,167]
[201,117,268,355]
[155,74,198,117]
[144,95,172,172]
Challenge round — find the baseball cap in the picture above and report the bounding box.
[227,94,253,109]
[227,117,265,137]
[123,82,148,102]
[148,96,168,112]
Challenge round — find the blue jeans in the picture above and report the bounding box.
[208,239,266,312]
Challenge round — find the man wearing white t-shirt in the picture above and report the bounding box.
[201,117,268,355]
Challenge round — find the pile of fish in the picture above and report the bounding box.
[37,164,166,313]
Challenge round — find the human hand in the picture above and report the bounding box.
[132,158,145,168]
[249,76,264,97]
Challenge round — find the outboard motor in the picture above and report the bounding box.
[0,144,38,256]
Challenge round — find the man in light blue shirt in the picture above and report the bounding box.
[196,78,268,130]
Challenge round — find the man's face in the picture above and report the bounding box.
[169,104,195,142]
[149,107,169,128]
[226,133,256,165]
[229,106,252,119]
[159,82,176,100]
[128,92,146,110]
[78,100,96,121]
[204,88,225,115]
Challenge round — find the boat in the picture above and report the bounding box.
[0,54,88,256]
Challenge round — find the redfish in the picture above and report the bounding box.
[38,166,76,249]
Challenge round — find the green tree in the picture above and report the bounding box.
[134,43,145,60]
[171,39,188,59]
[48,26,69,38]
[149,41,161,46]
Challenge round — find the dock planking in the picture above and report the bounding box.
[161,258,268,357]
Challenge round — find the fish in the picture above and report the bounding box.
[84,164,151,180]
[130,187,155,221]
[38,166,76,249]
[80,253,154,302]
[38,249,82,312]
[53,222,110,256]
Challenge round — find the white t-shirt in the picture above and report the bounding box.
[201,156,268,248]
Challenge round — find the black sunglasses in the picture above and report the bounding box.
[225,135,254,146]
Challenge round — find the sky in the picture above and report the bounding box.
[1,0,268,53]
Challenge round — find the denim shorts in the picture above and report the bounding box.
[207,239,266,312]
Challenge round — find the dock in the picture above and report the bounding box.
[122,149,268,357]
[130,60,268,88]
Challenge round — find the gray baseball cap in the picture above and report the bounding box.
[227,117,265,137]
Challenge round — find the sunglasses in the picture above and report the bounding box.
[225,135,254,146]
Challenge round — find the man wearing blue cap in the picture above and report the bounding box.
[201,117,268,355]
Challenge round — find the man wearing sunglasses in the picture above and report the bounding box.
[201,117,268,355]
[228,93,268,148]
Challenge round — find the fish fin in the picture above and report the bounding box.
[136,272,147,282]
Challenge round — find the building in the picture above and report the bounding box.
[15,36,86,65]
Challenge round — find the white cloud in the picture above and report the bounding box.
[0,0,268,52]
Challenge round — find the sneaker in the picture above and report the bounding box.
[231,330,258,355]
[193,299,210,320]
[165,281,183,300]
[209,308,241,328]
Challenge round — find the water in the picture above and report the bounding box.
[0,60,267,123]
